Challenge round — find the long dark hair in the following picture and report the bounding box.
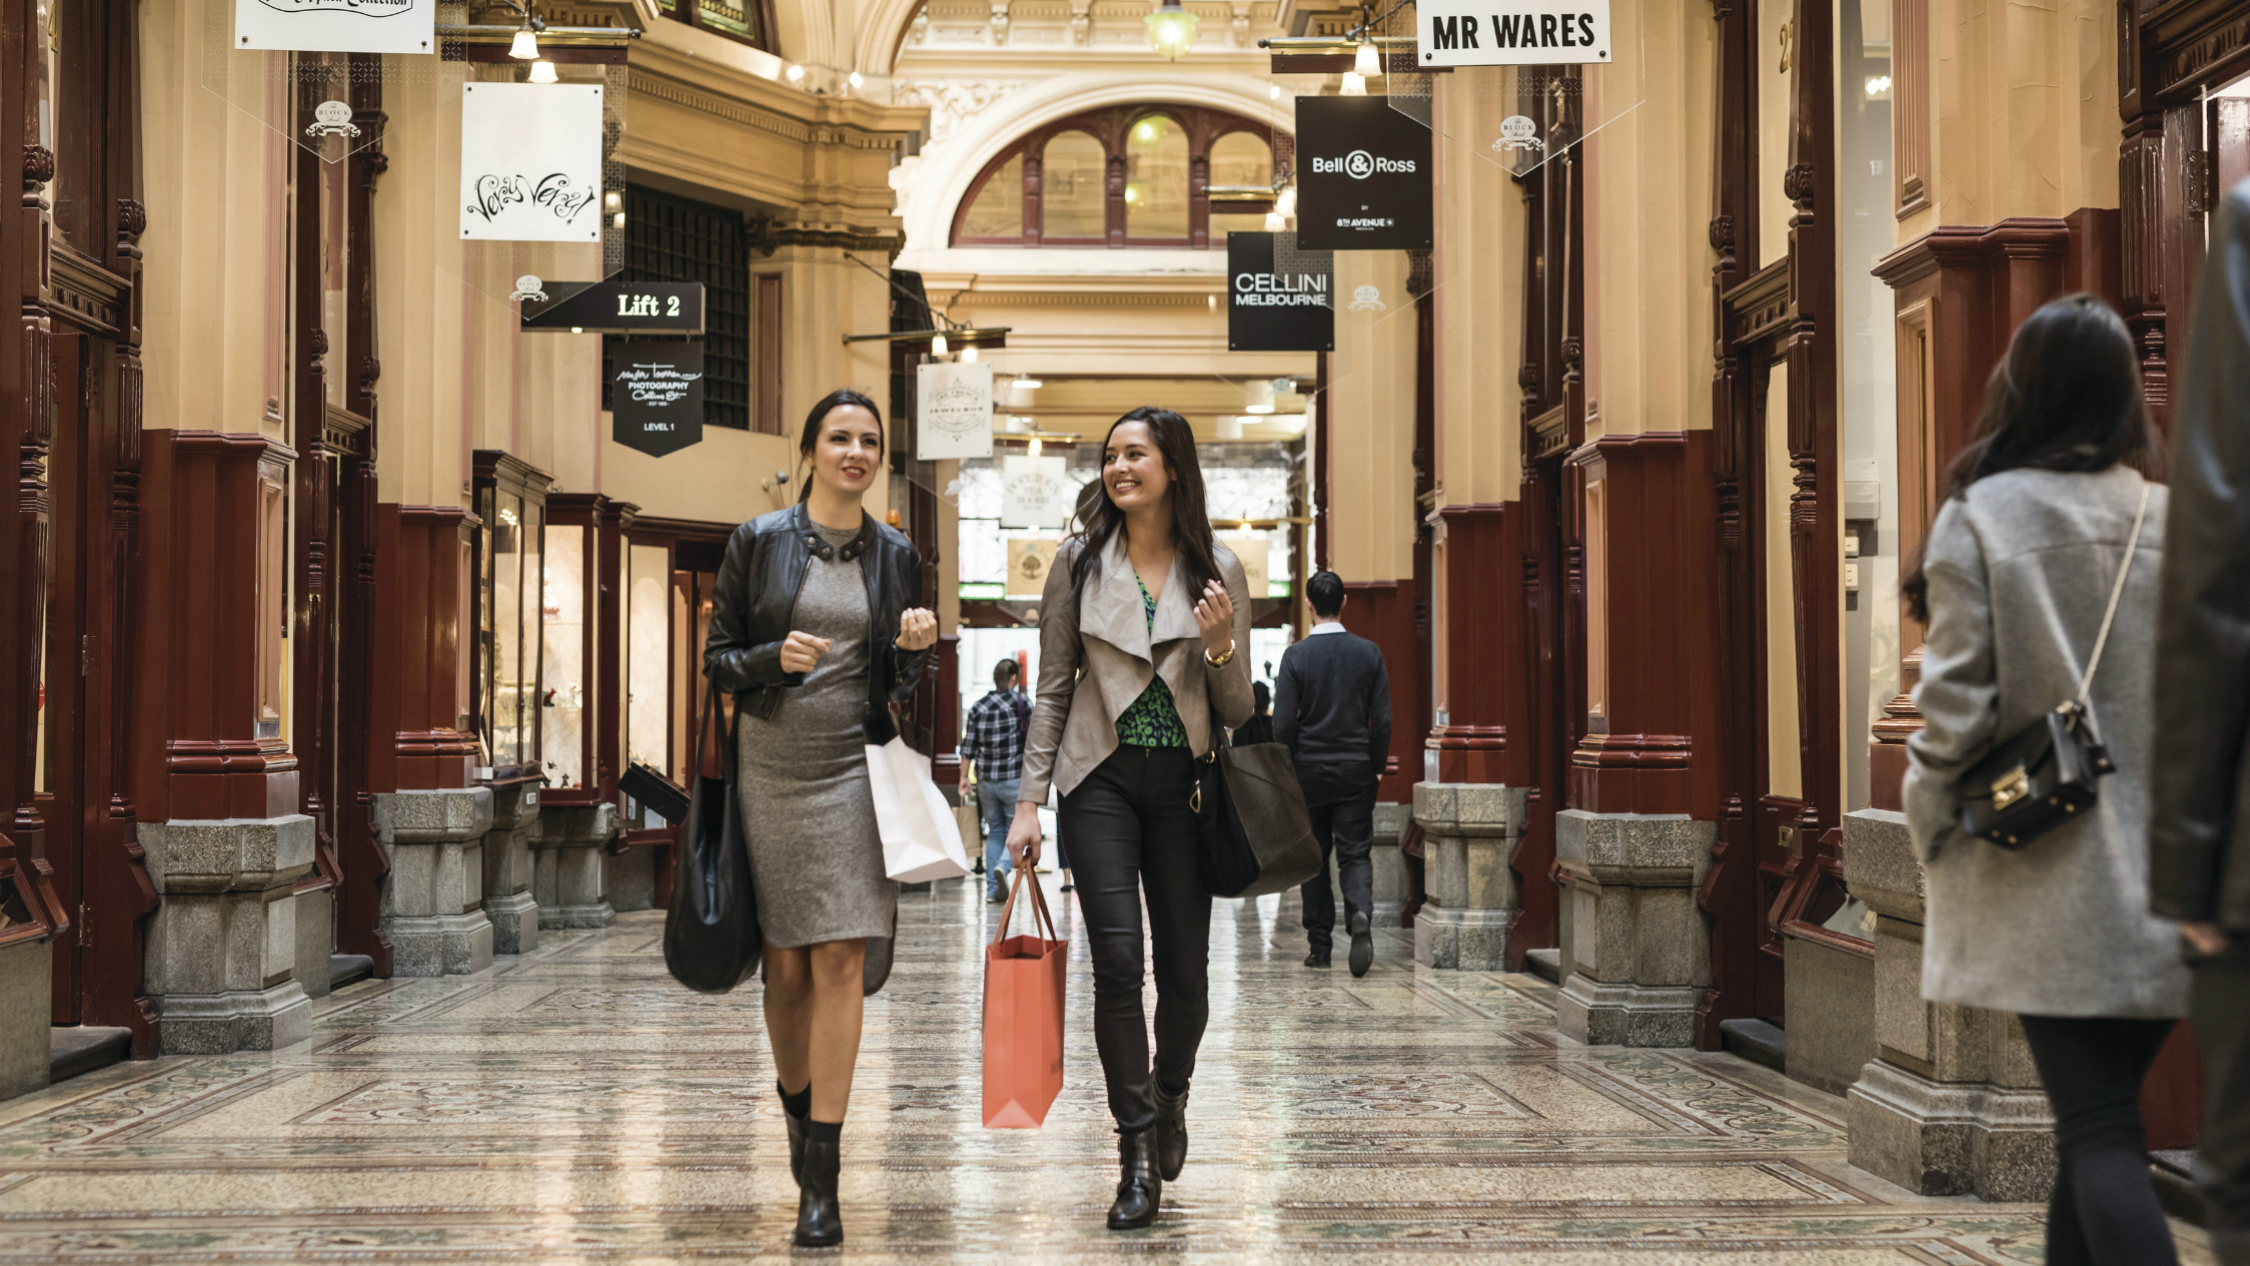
[1066,406,1223,605]
[796,388,884,503]
[1899,294,2157,623]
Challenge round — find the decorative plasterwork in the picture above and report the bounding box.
[891,79,1033,146]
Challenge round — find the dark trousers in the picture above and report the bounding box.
[1058,745,1210,1133]
[2195,944,2250,1263]
[2018,1014,2182,1266]
[1298,763,1376,953]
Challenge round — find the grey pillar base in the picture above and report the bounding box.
[535,804,618,930]
[1556,975,1702,1047]
[483,890,540,956]
[1847,1059,2058,1202]
[539,898,619,930]
[293,889,335,999]
[1413,906,1513,969]
[156,981,312,1055]
[607,846,657,913]
[0,939,52,1101]
[1370,802,1410,925]
[387,911,497,977]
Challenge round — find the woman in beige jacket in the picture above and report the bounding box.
[1007,406,1253,1230]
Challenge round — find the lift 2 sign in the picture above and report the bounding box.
[1417,1,1612,67]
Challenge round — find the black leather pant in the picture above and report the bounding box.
[1058,744,1210,1133]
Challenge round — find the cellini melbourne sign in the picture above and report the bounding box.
[1294,97,1432,251]
[1416,0,1613,67]
[1227,232,1333,353]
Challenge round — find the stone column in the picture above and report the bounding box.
[1553,810,1713,1046]
[140,816,317,1053]
[0,940,53,1099]
[535,804,619,928]
[1842,808,2056,1201]
[1370,802,1411,925]
[372,789,495,976]
[480,781,541,954]
[1411,782,1523,969]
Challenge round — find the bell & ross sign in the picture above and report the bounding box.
[1227,232,1333,353]
[1416,0,1613,67]
[1294,97,1433,251]
[610,341,706,459]
[521,281,706,334]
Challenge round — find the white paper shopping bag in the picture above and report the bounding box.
[866,737,973,883]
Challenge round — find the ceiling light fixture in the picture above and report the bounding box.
[1274,185,1296,218]
[509,25,539,57]
[848,70,864,89]
[785,63,805,83]
[527,58,558,84]
[1028,436,1044,457]
[930,332,949,357]
[962,344,978,363]
[1244,379,1276,414]
[1339,71,1367,95]
[1269,84,1282,100]
[1015,375,1042,390]
[1353,35,1382,78]
[1263,210,1286,231]
[1145,0,1199,60]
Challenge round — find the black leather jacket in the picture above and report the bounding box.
[703,503,932,747]
[2150,183,2250,928]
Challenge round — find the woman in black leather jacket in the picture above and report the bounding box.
[702,388,935,1249]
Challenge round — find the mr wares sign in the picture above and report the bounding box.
[1416,0,1613,67]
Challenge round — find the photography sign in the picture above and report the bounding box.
[1227,232,1333,353]
[611,341,705,459]
[234,0,435,54]
[1415,0,1613,67]
[459,83,604,243]
[1296,96,1433,251]
[916,361,995,460]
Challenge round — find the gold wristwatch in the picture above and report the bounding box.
[1204,641,1237,668]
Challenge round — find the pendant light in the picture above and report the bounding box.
[526,59,558,84]
[1353,35,1382,78]
[1145,0,1199,60]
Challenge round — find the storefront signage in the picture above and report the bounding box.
[1227,232,1333,353]
[460,83,604,243]
[1295,97,1433,251]
[1416,0,1612,67]
[1223,537,1271,595]
[1000,455,1073,529]
[522,281,706,334]
[916,361,995,460]
[1007,539,1059,598]
[235,0,435,54]
[610,341,705,459]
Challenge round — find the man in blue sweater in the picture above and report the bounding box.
[1273,570,1394,976]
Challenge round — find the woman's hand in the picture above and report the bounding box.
[778,631,831,675]
[1005,801,1043,869]
[1194,579,1235,657]
[2183,922,2231,956]
[897,607,938,652]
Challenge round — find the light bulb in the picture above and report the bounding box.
[1263,210,1285,231]
[962,344,978,363]
[1269,84,1282,101]
[1340,71,1367,96]
[1015,375,1042,389]
[1144,0,1199,60]
[1028,437,1043,457]
[508,27,539,59]
[931,333,948,357]
[785,63,805,82]
[1244,379,1276,414]
[1353,37,1381,78]
[848,71,864,89]
[1275,186,1296,217]
[527,58,558,84]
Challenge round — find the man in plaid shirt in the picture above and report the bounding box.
[960,658,1032,901]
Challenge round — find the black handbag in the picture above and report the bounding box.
[1191,727,1323,899]
[1956,482,2150,850]
[663,680,763,992]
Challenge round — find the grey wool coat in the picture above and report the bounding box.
[1903,465,2188,1019]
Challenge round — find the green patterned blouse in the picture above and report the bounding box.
[1115,572,1191,748]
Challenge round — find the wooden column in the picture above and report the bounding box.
[370,506,478,794]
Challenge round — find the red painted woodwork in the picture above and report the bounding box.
[1427,504,1520,788]
[2145,1021,2205,1150]
[1567,432,1722,819]
[289,81,340,902]
[1339,580,1420,804]
[370,506,478,793]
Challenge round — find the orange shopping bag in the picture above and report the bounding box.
[982,867,1067,1128]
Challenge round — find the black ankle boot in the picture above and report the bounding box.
[784,1112,808,1187]
[794,1137,843,1247]
[1107,1130,1162,1230]
[1152,1079,1190,1181]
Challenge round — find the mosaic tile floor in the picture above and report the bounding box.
[0,876,2212,1262]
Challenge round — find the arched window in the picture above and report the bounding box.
[950,104,1288,249]
[1041,131,1108,240]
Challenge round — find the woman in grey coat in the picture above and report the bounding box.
[1903,294,2186,1266]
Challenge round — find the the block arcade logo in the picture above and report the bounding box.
[1429,10,1598,52]
[257,0,414,13]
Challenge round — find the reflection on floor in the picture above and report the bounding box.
[0,875,2212,1262]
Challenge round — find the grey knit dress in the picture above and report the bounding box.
[737,522,897,952]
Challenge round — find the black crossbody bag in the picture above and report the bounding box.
[1956,482,2150,850]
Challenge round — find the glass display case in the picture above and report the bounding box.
[542,494,606,798]
[472,451,554,780]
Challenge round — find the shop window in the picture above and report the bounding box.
[655,0,773,50]
[626,542,673,779]
[1041,131,1108,240]
[541,502,597,794]
[256,460,289,741]
[952,105,1285,249]
[755,273,784,435]
[472,452,554,781]
[624,185,751,431]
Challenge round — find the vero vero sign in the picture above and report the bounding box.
[1416,0,1611,68]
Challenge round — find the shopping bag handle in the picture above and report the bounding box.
[992,864,1060,947]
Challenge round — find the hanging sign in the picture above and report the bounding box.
[234,0,436,54]
[1416,0,1613,68]
[460,83,605,243]
[610,341,705,459]
[916,361,995,460]
[1222,537,1271,596]
[1007,539,1060,598]
[1295,96,1433,251]
[1227,232,1334,353]
[1000,456,1073,529]
[522,281,705,334]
